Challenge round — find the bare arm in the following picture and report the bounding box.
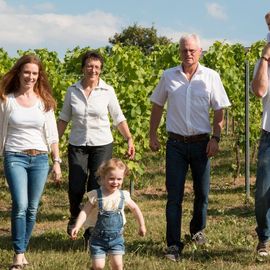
[117,120,135,159]
[252,43,270,97]
[149,103,164,151]
[71,202,94,239]
[57,119,68,140]
[206,109,224,158]
[126,199,146,236]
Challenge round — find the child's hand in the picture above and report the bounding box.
[71,227,79,240]
[138,225,146,237]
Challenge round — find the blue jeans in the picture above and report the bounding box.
[165,138,210,248]
[4,152,49,253]
[255,131,270,243]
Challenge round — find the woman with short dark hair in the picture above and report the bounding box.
[57,50,135,246]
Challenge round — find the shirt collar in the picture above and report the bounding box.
[74,78,110,91]
[178,63,203,75]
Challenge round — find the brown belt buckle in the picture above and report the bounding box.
[24,149,42,156]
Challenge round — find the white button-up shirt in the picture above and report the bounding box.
[59,79,126,146]
[252,61,270,132]
[150,64,231,136]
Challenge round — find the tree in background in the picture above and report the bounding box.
[109,23,172,54]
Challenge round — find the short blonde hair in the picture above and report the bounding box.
[96,158,129,181]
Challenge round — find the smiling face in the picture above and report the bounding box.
[82,58,102,84]
[101,168,125,194]
[180,37,202,68]
[19,63,39,91]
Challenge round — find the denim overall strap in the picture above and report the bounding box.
[117,190,125,211]
[96,188,103,210]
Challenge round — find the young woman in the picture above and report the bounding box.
[0,54,62,269]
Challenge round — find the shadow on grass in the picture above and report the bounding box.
[0,209,10,219]
[208,205,254,217]
[181,247,255,264]
[126,238,164,257]
[0,232,85,253]
[210,184,255,195]
[36,212,68,222]
[140,192,167,201]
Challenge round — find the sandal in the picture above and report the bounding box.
[9,264,24,270]
[22,257,29,266]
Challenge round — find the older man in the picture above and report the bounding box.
[149,34,230,261]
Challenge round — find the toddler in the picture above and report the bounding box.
[71,158,146,270]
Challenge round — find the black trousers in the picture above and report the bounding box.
[67,143,113,218]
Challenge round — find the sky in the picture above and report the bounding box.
[0,0,269,58]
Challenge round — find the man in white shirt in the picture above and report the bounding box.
[149,34,230,261]
[252,40,270,256]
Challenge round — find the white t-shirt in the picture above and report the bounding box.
[150,64,231,136]
[83,189,131,229]
[5,95,48,152]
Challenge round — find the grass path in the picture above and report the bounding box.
[1,147,270,269]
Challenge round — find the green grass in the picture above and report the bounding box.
[0,139,269,269]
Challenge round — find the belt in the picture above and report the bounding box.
[21,149,48,156]
[168,132,209,143]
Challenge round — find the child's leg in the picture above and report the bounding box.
[109,255,123,270]
[92,258,106,270]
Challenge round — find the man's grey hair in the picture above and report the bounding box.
[179,34,201,48]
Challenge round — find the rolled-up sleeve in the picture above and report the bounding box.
[150,73,168,106]
[210,72,231,110]
[108,87,126,126]
[45,110,59,145]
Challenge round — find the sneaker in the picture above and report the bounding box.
[257,241,269,256]
[164,245,181,262]
[192,231,207,245]
[67,217,76,236]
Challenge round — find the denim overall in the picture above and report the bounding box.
[90,188,125,258]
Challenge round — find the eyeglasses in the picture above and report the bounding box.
[180,49,199,55]
[85,64,101,70]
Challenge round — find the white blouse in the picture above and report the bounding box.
[59,79,126,146]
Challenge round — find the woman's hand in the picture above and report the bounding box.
[51,162,62,184]
[127,137,135,159]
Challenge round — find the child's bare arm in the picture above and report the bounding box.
[71,201,93,239]
[126,199,146,236]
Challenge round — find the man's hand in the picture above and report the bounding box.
[206,138,219,157]
[149,134,161,151]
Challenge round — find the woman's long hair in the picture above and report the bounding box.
[0,54,56,111]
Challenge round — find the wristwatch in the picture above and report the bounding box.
[211,135,220,143]
[53,158,62,164]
